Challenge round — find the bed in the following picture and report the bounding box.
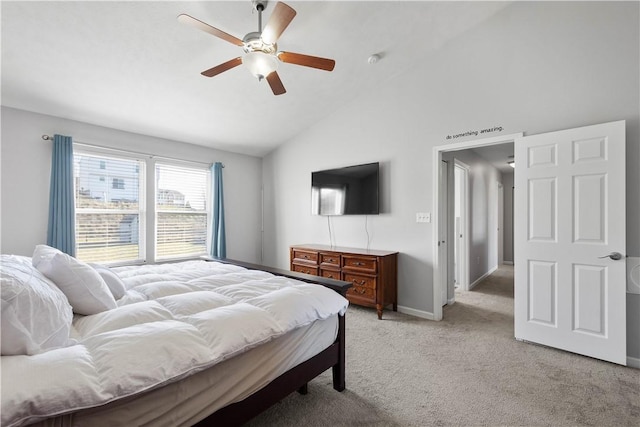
[0,246,350,426]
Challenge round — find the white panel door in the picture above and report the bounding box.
[514,121,626,365]
[439,160,449,306]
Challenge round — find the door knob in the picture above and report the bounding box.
[598,252,623,261]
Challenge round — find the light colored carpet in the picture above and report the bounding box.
[247,266,640,426]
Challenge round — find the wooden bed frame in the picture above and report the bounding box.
[195,257,351,426]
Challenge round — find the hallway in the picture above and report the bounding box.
[446,264,514,337]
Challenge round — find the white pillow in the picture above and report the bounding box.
[1,255,75,355]
[90,264,127,300]
[32,245,117,315]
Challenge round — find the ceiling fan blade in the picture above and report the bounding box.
[261,2,297,44]
[266,72,286,95]
[201,57,242,77]
[278,52,335,72]
[178,14,243,46]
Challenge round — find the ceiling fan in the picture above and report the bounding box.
[178,1,335,95]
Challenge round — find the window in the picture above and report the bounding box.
[112,178,125,189]
[74,152,145,264]
[73,148,212,264]
[155,163,210,259]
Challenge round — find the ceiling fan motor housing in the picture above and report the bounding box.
[242,32,277,54]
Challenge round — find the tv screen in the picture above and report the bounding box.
[311,162,379,215]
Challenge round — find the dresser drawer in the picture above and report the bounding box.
[292,264,319,276]
[292,249,318,265]
[319,252,340,268]
[347,283,375,300]
[343,273,376,289]
[342,255,377,273]
[320,268,341,280]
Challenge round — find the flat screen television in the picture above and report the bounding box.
[311,162,379,215]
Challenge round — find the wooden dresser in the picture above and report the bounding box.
[290,244,398,319]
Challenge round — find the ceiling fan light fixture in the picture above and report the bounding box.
[243,51,279,80]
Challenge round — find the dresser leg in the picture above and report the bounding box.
[376,305,383,320]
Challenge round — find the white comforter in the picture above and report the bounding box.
[1,260,348,427]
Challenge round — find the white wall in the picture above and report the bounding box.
[0,107,264,263]
[262,1,640,358]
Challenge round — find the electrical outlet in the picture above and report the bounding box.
[416,212,431,223]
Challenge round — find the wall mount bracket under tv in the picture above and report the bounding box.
[311,162,379,215]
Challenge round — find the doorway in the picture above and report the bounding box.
[433,133,522,321]
[443,145,513,304]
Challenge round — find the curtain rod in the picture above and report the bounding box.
[41,135,223,168]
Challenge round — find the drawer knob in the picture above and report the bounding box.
[354,287,367,295]
[354,261,363,266]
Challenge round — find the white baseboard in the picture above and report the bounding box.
[468,265,498,290]
[447,298,455,305]
[397,305,435,320]
[627,356,640,369]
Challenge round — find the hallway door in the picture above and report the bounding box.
[454,161,469,290]
[514,120,627,365]
[439,160,449,305]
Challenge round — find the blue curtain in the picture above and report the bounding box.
[210,162,226,258]
[47,134,76,256]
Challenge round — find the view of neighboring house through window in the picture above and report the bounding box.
[74,151,145,263]
[155,163,210,260]
[74,148,211,264]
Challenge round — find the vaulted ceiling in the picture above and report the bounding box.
[2,1,510,157]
